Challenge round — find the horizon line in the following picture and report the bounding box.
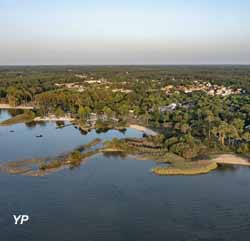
[0,64,250,67]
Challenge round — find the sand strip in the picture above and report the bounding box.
[212,154,250,166]
[129,124,158,136]
[0,104,34,109]
[34,116,75,122]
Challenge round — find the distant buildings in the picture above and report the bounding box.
[86,113,119,126]
[55,80,133,94]
[159,103,179,113]
[161,81,242,96]
[55,82,85,92]
[112,89,132,94]
[149,103,180,114]
[75,74,87,79]
[85,80,102,84]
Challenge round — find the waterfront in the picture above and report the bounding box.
[1,110,250,241]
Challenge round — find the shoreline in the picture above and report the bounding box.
[0,104,34,109]
[152,153,250,176]
[211,154,250,166]
[2,113,250,177]
[1,147,250,177]
[1,108,158,137]
[34,116,75,122]
[129,124,158,136]
[34,118,158,137]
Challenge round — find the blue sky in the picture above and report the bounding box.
[0,0,250,65]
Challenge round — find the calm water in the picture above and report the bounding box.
[1,110,250,241]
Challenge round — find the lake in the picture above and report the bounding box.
[1,110,250,241]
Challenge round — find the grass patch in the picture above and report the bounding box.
[152,161,218,176]
[40,160,62,170]
[155,152,185,163]
[66,150,99,166]
[1,159,42,174]
[82,138,102,149]
[39,149,100,171]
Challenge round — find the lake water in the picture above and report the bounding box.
[1,110,250,241]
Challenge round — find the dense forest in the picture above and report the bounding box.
[1,65,250,159]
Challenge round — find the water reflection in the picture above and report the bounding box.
[7,109,23,116]
[25,121,47,129]
[217,163,250,173]
[96,128,110,133]
[79,128,88,135]
[55,121,65,127]
[217,164,238,173]
[103,151,128,159]
[0,110,143,163]
[2,110,250,241]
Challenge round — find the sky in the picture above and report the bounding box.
[0,0,250,65]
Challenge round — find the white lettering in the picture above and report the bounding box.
[13,215,22,224]
[13,215,29,224]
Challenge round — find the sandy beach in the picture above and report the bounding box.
[129,124,158,136]
[34,116,75,122]
[0,104,34,109]
[212,154,250,166]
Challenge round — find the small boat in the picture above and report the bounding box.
[36,135,43,138]
[10,130,15,133]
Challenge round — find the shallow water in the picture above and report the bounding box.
[0,110,142,163]
[1,110,250,241]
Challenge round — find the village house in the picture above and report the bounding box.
[161,81,242,96]
[55,82,85,92]
[159,103,180,113]
[112,89,132,94]
[75,74,87,79]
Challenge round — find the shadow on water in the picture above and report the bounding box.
[217,163,242,173]
[25,121,47,128]
[6,109,23,116]
[56,121,65,127]
[79,128,88,135]
[103,151,128,159]
[96,128,110,134]
[117,128,127,134]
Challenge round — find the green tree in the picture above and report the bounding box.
[78,106,91,122]
[205,110,214,140]
[103,106,113,119]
